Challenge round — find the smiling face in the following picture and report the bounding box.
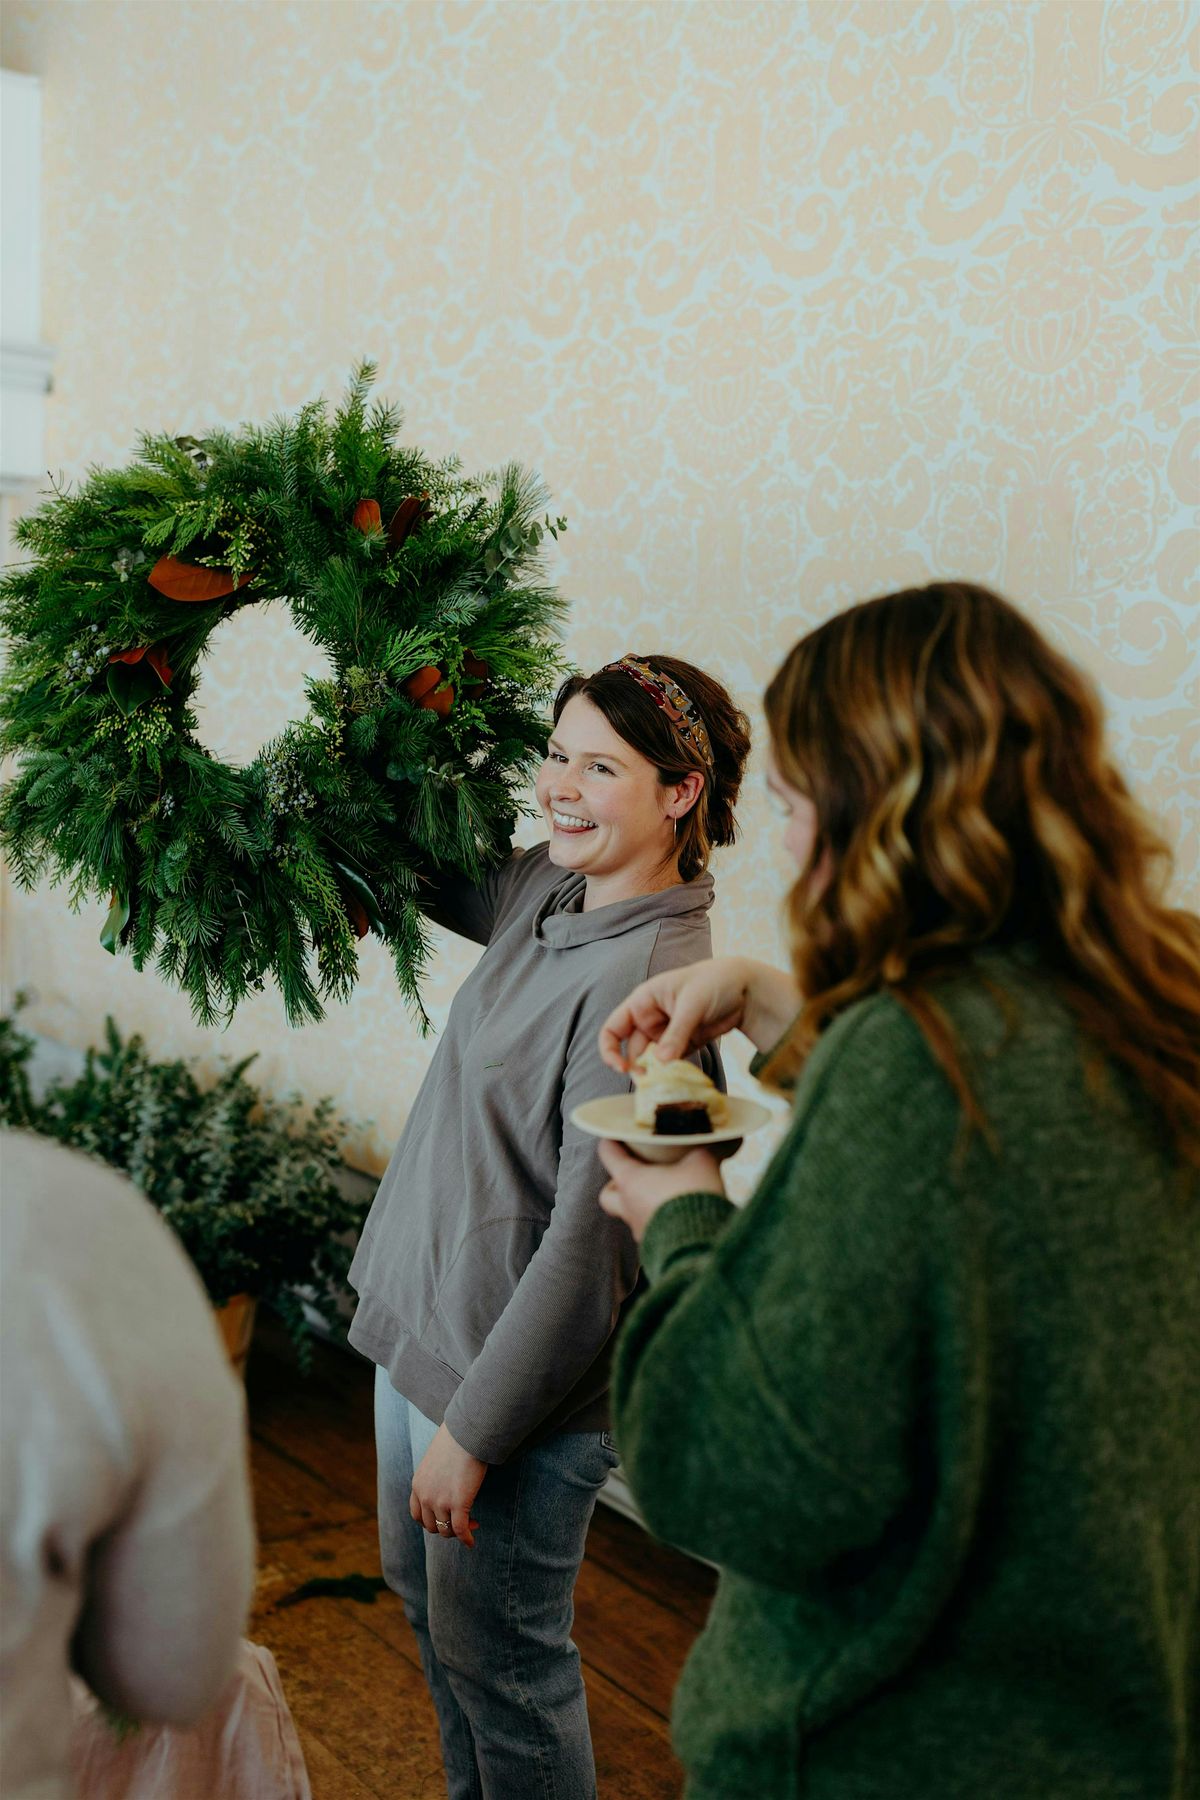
[535,694,693,906]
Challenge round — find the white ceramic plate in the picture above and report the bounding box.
[569,1094,773,1163]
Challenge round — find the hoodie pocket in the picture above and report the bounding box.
[419,1214,544,1373]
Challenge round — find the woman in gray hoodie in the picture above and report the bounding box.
[348,654,750,1800]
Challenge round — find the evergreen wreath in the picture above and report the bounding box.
[0,365,569,1026]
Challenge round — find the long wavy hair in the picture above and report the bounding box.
[762,582,1200,1162]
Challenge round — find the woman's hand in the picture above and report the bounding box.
[409,1423,487,1548]
[597,1140,727,1244]
[599,957,754,1070]
[599,955,801,1068]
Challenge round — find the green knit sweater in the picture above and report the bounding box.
[612,949,1199,1800]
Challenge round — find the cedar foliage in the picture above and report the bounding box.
[0,365,569,1025]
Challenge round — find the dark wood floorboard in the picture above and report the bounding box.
[245,1317,715,1799]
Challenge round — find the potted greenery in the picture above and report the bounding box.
[0,1004,371,1370]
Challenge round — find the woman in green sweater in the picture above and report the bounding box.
[595,583,1200,1800]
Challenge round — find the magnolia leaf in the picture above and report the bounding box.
[149,555,253,603]
[334,862,385,936]
[461,652,489,697]
[403,664,443,702]
[100,892,130,955]
[109,643,174,688]
[145,643,174,687]
[387,495,428,549]
[107,660,162,715]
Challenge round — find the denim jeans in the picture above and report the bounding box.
[374,1367,619,1800]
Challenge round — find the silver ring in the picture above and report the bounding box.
[434,1516,451,1532]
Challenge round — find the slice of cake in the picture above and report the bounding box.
[631,1050,729,1136]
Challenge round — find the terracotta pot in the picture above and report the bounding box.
[215,1292,258,1378]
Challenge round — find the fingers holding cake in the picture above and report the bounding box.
[598,977,675,1072]
[599,958,753,1073]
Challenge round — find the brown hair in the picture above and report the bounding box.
[553,656,751,882]
[762,582,1200,1161]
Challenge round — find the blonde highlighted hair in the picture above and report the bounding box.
[762,582,1200,1162]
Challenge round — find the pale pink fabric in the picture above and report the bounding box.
[70,1641,311,1800]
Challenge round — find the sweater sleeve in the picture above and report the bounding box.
[419,847,523,946]
[611,996,961,1591]
[441,985,642,1462]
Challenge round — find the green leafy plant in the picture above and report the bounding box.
[0,1006,371,1367]
[0,362,569,1028]
[0,997,38,1128]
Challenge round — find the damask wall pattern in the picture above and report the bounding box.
[1,0,1196,1185]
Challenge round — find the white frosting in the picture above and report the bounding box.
[631,1049,728,1129]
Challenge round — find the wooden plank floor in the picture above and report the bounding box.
[246,1317,715,1799]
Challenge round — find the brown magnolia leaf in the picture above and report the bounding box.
[403,664,454,715]
[403,664,443,702]
[145,643,174,687]
[109,643,174,688]
[345,896,370,940]
[148,556,253,603]
[422,683,454,716]
[462,651,489,697]
[387,494,429,550]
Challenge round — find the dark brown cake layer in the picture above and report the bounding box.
[653,1101,712,1136]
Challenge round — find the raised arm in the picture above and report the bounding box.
[419,847,523,946]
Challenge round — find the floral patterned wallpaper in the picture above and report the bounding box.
[2,0,1196,1187]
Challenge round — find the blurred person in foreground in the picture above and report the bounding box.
[595,583,1200,1800]
[0,1131,255,1800]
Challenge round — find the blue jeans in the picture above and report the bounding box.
[374,1368,619,1800]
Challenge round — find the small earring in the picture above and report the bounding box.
[672,815,678,845]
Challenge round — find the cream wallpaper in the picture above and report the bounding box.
[1,0,1197,1188]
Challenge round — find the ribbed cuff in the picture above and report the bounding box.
[641,1191,735,1283]
[443,1391,513,1467]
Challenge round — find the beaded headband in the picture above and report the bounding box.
[601,655,714,769]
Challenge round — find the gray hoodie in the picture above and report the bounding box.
[347,844,721,1463]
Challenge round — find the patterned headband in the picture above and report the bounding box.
[601,655,714,769]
